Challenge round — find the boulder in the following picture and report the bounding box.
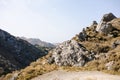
[92,21,98,25]
[48,40,94,66]
[78,28,88,41]
[96,13,116,34]
[100,22,113,35]
[102,13,116,22]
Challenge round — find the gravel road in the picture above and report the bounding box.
[31,70,120,80]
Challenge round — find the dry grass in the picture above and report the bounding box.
[4,51,120,80]
[16,58,58,80]
[69,22,120,75]
[4,56,58,80]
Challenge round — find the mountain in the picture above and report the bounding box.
[47,13,120,73]
[3,13,120,80]
[48,13,120,67]
[20,37,55,48]
[0,29,46,76]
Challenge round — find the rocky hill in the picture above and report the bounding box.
[48,13,120,69]
[0,29,46,76]
[2,13,120,80]
[20,37,55,48]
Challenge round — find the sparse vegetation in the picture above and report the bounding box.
[4,56,58,80]
[3,50,120,80]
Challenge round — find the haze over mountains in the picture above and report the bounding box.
[20,37,55,48]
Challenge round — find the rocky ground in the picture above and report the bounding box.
[32,70,120,80]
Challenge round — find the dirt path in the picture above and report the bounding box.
[31,70,120,80]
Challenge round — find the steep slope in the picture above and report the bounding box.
[3,13,120,80]
[48,13,120,70]
[0,29,46,76]
[20,37,55,48]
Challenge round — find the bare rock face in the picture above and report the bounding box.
[48,40,94,66]
[99,22,113,35]
[96,13,116,34]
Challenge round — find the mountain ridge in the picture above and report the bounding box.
[20,37,55,48]
[0,29,46,76]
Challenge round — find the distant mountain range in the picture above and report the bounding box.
[0,29,46,75]
[20,37,55,48]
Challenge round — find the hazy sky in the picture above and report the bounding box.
[0,0,120,43]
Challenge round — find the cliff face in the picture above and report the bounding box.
[0,29,45,75]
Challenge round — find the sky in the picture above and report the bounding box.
[0,0,120,43]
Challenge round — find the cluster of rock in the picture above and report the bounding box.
[48,13,120,69]
[0,29,45,75]
[48,40,95,66]
[77,13,120,42]
[78,28,88,42]
[96,13,117,35]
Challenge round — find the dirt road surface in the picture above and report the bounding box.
[31,70,120,80]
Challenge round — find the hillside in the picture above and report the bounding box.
[48,13,120,69]
[0,29,46,76]
[47,13,120,71]
[20,37,55,48]
[2,13,120,80]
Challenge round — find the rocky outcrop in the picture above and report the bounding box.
[92,21,98,25]
[0,29,45,75]
[96,13,116,34]
[78,28,88,42]
[102,13,116,22]
[48,40,94,66]
[48,13,120,68]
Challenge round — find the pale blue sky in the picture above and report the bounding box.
[0,0,120,43]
